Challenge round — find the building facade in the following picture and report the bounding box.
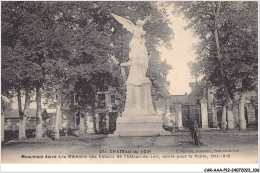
[93,85,120,134]
[167,81,258,130]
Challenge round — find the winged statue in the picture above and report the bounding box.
[111,13,151,85]
[110,13,149,35]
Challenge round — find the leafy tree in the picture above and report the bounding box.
[174,1,257,130]
[2,2,50,138]
[1,2,40,139]
[2,43,34,139]
[2,2,173,140]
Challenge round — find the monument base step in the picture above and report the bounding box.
[116,115,162,123]
[109,131,168,137]
[110,115,169,137]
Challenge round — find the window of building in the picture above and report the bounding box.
[111,95,115,104]
[170,106,175,113]
[98,94,106,108]
[98,94,105,101]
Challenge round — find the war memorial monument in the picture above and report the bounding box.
[1,2,258,169]
[110,13,165,137]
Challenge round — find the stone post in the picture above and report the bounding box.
[212,108,218,128]
[200,98,209,128]
[175,104,183,129]
[163,100,172,127]
[95,112,100,133]
[86,111,95,134]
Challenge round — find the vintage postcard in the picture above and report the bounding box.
[1,1,258,168]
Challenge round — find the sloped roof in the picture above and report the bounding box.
[169,95,189,104]
[4,109,48,119]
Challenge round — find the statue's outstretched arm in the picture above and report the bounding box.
[111,13,135,34]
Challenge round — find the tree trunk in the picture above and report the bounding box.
[214,1,234,130]
[1,110,4,142]
[17,87,23,139]
[55,89,62,140]
[226,100,234,129]
[238,93,247,130]
[221,106,227,130]
[23,89,31,137]
[20,115,27,139]
[18,88,31,139]
[35,85,43,138]
[79,112,85,137]
[17,88,27,139]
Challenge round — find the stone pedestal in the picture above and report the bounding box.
[112,115,164,136]
[110,81,165,137]
[123,81,156,116]
[200,98,209,128]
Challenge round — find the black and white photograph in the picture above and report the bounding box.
[0,0,258,171]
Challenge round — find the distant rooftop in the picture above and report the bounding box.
[5,109,48,119]
[169,95,189,104]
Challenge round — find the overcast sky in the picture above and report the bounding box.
[159,7,200,95]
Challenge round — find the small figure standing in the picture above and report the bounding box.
[188,117,201,145]
[170,119,175,135]
[102,118,108,135]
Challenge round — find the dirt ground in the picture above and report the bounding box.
[1,129,258,163]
